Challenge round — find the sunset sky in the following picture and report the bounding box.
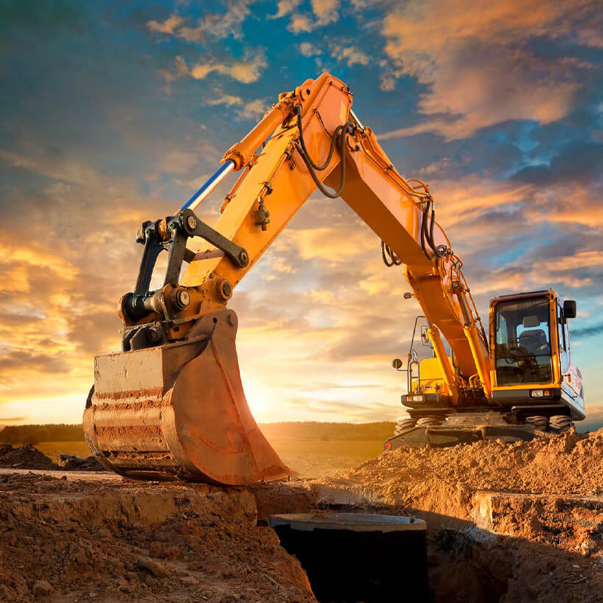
[1,0,602,428]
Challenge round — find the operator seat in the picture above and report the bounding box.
[518,329,549,356]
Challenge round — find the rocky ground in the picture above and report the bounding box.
[2,430,603,602]
[0,473,314,603]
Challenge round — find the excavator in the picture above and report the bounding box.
[83,73,585,485]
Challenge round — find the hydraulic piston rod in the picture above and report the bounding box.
[181,160,236,211]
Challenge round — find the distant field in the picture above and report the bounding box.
[34,437,387,478]
[3,422,396,478]
[266,437,387,478]
[37,441,93,462]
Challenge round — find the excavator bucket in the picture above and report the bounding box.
[83,310,291,485]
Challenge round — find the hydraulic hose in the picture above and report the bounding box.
[295,105,343,171]
[420,197,448,260]
[294,105,351,199]
[381,240,402,267]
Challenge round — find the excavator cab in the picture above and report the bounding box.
[489,290,585,425]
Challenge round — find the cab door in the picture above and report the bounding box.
[557,301,581,398]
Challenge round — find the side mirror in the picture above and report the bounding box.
[392,358,403,370]
[563,300,577,320]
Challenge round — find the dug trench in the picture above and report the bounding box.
[2,428,603,602]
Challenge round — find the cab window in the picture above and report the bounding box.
[494,298,552,385]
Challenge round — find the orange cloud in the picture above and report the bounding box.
[162,52,268,85]
[147,2,255,41]
[379,0,601,139]
[283,0,340,32]
[147,14,184,35]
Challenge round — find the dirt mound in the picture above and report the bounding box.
[322,429,603,602]
[58,454,105,471]
[327,429,603,518]
[0,445,58,470]
[0,445,106,472]
[0,473,316,603]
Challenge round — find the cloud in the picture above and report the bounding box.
[0,148,103,187]
[571,322,603,340]
[286,0,340,33]
[0,417,27,425]
[311,0,340,26]
[330,43,369,66]
[206,94,244,108]
[205,94,267,120]
[300,42,320,57]
[147,2,255,42]
[164,52,268,84]
[270,0,303,19]
[515,141,603,186]
[279,226,378,263]
[147,14,184,34]
[179,1,253,41]
[350,0,372,9]
[379,0,601,139]
[237,98,268,120]
[0,350,71,386]
[487,249,603,292]
[2,0,603,429]
[288,13,315,33]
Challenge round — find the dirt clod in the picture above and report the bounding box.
[32,580,52,598]
[136,555,171,578]
[58,455,105,471]
[0,445,58,470]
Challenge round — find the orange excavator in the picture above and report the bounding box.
[83,73,585,485]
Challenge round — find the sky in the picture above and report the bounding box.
[0,0,602,428]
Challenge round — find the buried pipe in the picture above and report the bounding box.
[268,513,429,603]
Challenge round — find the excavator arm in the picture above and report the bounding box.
[84,73,492,484]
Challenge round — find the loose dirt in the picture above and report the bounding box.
[0,446,105,473]
[0,473,315,603]
[326,428,603,520]
[3,430,603,602]
[57,454,105,471]
[323,428,603,602]
[0,445,59,470]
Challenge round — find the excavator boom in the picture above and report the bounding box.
[84,73,563,484]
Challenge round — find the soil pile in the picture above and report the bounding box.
[0,473,316,603]
[58,454,105,471]
[0,445,106,472]
[323,429,603,603]
[0,445,58,470]
[327,429,603,518]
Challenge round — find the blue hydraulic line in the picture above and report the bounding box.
[180,160,236,211]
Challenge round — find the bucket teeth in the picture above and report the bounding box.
[83,310,290,485]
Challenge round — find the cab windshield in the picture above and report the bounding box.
[494,297,552,385]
